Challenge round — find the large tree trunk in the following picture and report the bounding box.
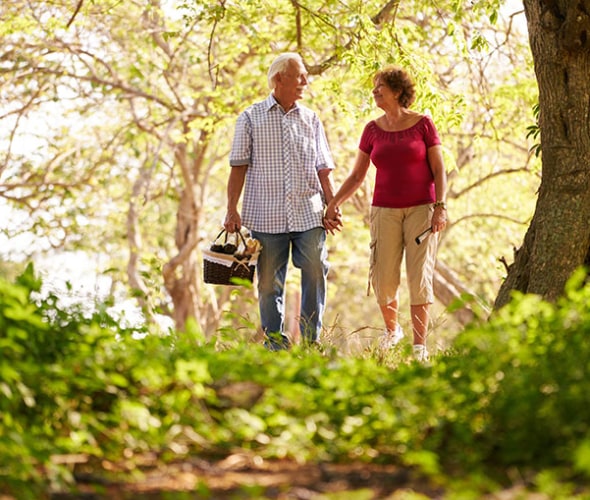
[494,0,590,309]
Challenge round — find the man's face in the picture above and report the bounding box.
[278,59,309,101]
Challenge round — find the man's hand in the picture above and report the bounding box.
[224,210,241,233]
[323,205,343,234]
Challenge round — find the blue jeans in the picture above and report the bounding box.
[252,227,328,350]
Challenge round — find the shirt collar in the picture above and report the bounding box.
[265,93,299,113]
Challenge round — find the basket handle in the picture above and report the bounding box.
[214,228,248,249]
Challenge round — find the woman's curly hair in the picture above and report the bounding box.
[374,66,416,108]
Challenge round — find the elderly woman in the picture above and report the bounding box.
[324,66,447,361]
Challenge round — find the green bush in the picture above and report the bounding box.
[1,264,590,498]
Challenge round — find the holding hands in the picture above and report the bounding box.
[323,202,343,234]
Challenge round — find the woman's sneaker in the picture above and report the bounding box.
[378,325,404,350]
[412,344,429,362]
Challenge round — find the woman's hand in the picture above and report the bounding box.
[323,202,342,234]
[431,205,447,233]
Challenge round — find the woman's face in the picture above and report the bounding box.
[372,77,399,108]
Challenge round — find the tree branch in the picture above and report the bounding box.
[304,0,400,75]
[449,167,535,199]
[371,0,400,26]
[66,0,84,28]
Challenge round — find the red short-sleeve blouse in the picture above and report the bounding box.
[359,115,441,208]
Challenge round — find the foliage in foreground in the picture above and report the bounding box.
[1,264,590,498]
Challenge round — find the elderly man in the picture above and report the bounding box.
[224,52,338,350]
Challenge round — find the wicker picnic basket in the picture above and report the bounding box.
[202,229,261,285]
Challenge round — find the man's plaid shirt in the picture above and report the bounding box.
[229,94,335,233]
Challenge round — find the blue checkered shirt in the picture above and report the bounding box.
[229,94,335,233]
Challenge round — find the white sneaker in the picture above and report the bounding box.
[379,325,404,350]
[412,344,429,362]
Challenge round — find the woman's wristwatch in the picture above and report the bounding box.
[433,201,446,210]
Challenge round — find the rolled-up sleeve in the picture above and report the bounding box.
[229,112,252,167]
[314,115,335,172]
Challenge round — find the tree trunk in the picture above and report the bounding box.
[494,0,590,309]
[163,186,201,331]
[162,132,211,332]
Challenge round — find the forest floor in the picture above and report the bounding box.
[47,452,450,499]
[45,452,543,499]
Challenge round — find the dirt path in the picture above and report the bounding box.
[50,453,444,499]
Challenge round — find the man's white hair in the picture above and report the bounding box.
[267,52,303,90]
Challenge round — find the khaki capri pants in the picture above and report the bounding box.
[369,204,438,306]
